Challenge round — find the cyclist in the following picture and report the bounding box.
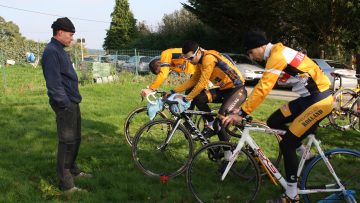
[222,28,334,202]
[171,41,247,160]
[140,48,196,97]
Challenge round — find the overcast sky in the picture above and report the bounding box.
[0,0,185,49]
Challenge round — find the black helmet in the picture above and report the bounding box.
[243,28,269,51]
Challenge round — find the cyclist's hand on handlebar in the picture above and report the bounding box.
[163,92,172,98]
[222,114,243,128]
[173,95,184,100]
[163,90,177,99]
[140,88,153,97]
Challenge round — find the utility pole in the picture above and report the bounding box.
[77,38,85,61]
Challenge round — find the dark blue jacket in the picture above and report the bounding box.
[41,38,82,108]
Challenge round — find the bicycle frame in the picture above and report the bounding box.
[221,125,349,196]
[157,109,217,150]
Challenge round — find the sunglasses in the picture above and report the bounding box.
[185,47,200,61]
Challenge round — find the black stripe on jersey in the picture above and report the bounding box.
[283,65,320,93]
[210,53,243,86]
[172,53,182,59]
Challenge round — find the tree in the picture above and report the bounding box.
[103,0,137,50]
[131,9,224,51]
[0,16,24,41]
[182,0,360,60]
[0,16,46,64]
[182,0,285,51]
[285,0,360,59]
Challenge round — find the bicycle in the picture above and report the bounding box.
[124,91,220,146]
[132,98,282,179]
[325,73,360,132]
[186,116,360,202]
[349,93,360,132]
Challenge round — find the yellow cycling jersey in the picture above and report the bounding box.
[149,48,196,90]
[174,50,245,101]
[242,43,331,115]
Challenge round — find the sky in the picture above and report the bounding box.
[0,0,185,49]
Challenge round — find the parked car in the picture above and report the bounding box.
[98,55,112,63]
[276,58,357,89]
[107,55,131,71]
[122,56,153,74]
[225,54,265,85]
[83,55,98,62]
[312,59,356,89]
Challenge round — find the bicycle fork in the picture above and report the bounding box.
[157,118,182,150]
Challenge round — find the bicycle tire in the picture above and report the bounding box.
[132,118,194,178]
[300,148,360,203]
[329,89,357,131]
[349,97,360,133]
[124,106,167,146]
[186,141,261,203]
[226,121,282,170]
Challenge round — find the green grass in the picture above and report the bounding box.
[0,65,359,202]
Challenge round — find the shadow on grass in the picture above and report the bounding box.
[0,104,136,202]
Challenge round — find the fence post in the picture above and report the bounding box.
[134,48,138,75]
[0,50,6,90]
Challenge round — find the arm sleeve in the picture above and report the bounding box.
[149,51,173,90]
[173,66,200,93]
[42,50,71,108]
[185,55,215,100]
[241,56,287,115]
[149,66,170,90]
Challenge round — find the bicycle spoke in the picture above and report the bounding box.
[187,142,260,202]
[329,89,357,131]
[124,107,167,146]
[132,119,193,177]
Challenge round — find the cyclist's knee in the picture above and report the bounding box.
[267,110,286,129]
[193,92,209,104]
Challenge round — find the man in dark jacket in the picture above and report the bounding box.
[41,17,91,193]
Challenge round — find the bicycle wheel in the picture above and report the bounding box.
[329,89,357,131]
[300,149,360,203]
[132,118,193,178]
[186,141,261,203]
[124,106,167,146]
[226,121,282,169]
[349,97,360,133]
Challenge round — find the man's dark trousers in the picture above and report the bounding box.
[51,102,81,190]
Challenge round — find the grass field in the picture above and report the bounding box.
[0,65,358,202]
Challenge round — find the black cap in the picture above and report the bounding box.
[243,28,269,51]
[51,17,75,33]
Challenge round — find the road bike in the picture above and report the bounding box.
[186,117,359,202]
[323,73,360,132]
[132,98,282,179]
[124,91,219,146]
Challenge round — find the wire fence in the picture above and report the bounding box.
[79,49,162,84]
